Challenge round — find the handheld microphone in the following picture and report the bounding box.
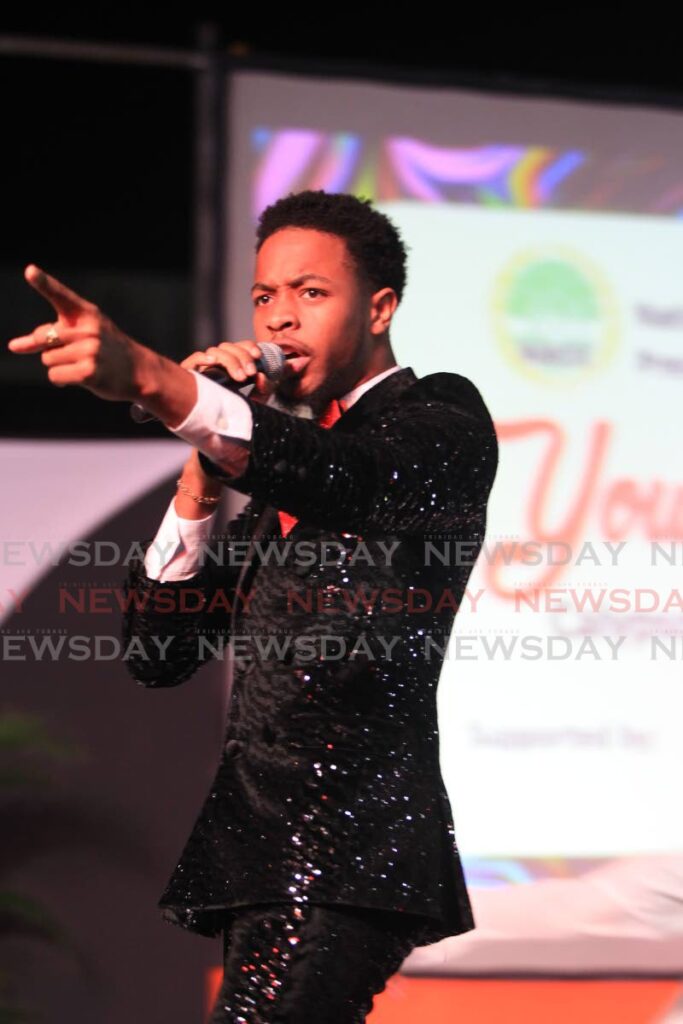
[129,341,293,424]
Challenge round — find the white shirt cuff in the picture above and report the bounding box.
[142,496,218,582]
[167,369,253,454]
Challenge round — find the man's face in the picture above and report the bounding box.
[252,227,374,412]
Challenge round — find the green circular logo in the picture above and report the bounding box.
[493,247,619,386]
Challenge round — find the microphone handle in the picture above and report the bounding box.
[129,354,290,425]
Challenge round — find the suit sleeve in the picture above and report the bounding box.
[198,376,499,537]
[121,508,251,688]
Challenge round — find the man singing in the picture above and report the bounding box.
[8,190,498,1022]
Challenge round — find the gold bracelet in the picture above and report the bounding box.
[176,478,221,506]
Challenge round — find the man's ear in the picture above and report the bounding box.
[369,287,399,336]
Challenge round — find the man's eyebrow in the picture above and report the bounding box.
[251,274,334,293]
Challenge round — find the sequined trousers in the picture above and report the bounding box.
[207,902,432,1023]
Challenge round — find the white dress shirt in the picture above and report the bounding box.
[143,364,403,581]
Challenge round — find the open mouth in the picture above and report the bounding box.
[275,342,311,378]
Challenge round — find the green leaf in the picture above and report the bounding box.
[0,713,83,762]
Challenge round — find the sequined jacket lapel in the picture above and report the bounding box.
[224,368,419,639]
[227,368,419,621]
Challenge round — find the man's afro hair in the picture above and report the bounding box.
[255,190,408,303]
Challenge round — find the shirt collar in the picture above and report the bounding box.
[340,365,403,410]
[265,364,403,416]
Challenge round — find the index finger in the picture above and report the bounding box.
[24,264,95,320]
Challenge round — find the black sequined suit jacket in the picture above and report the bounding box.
[122,367,498,943]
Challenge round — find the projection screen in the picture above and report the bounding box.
[222,69,683,974]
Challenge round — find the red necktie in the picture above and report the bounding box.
[278,399,346,537]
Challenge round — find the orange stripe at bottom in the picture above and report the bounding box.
[204,970,683,1023]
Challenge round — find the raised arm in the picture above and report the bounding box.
[192,372,499,537]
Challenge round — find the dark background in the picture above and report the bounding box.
[1,11,682,435]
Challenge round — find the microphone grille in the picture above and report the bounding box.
[258,342,286,380]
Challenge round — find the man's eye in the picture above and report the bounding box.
[254,295,270,306]
[303,288,325,298]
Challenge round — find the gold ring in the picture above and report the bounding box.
[45,325,61,346]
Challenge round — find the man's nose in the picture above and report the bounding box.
[266,298,299,333]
